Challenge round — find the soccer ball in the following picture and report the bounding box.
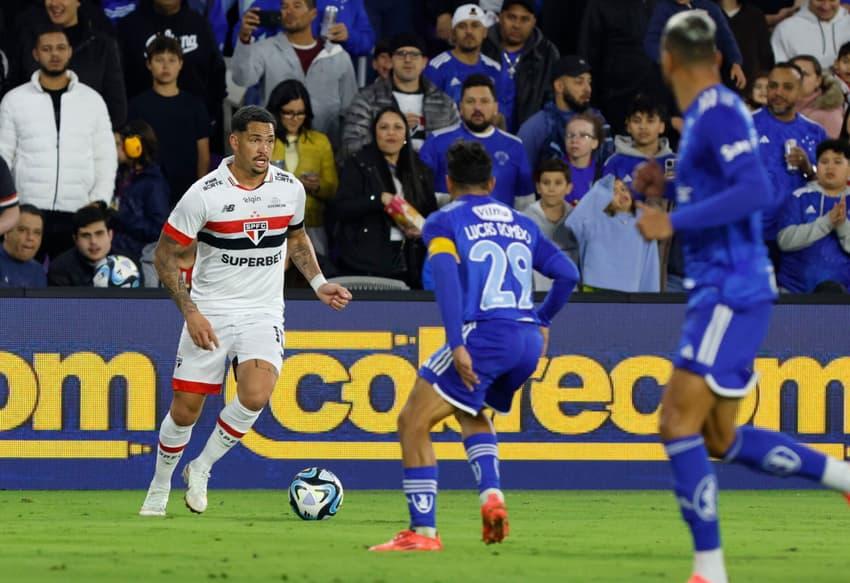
[288,467,344,520]
[93,255,141,288]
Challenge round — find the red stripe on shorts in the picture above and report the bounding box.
[217,417,245,438]
[172,378,221,394]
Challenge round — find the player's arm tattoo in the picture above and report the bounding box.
[154,232,198,317]
[287,228,321,282]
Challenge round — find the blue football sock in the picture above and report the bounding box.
[464,433,501,501]
[665,435,721,552]
[723,425,827,481]
[403,466,438,530]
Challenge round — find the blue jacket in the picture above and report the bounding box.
[644,0,742,66]
[111,164,171,261]
[777,183,850,293]
[517,101,607,173]
[0,247,46,288]
[564,175,660,292]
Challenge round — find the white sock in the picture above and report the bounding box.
[193,397,262,473]
[821,457,850,492]
[151,413,193,489]
[480,487,505,505]
[693,548,728,583]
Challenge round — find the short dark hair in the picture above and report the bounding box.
[35,23,68,46]
[791,54,823,77]
[461,73,497,100]
[231,105,276,133]
[447,141,492,189]
[72,205,109,234]
[771,61,804,80]
[816,138,850,161]
[839,41,850,60]
[535,158,571,183]
[146,34,183,60]
[661,10,717,65]
[19,204,44,221]
[266,79,314,138]
[626,94,666,122]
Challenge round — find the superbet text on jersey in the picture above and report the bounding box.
[163,156,306,317]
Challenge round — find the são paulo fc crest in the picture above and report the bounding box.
[243,221,269,245]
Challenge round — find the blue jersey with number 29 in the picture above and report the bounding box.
[422,195,562,324]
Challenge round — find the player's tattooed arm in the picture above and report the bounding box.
[287,228,321,282]
[154,232,199,317]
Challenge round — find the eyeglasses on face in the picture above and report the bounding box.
[280,110,307,119]
[393,50,423,60]
[566,132,595,141]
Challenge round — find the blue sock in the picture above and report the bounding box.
[403,466,437,530]
[723,425,827,480]
[464,433,501,502]
[664,435,721,552]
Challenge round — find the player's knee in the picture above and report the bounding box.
[703,427,735,458]
[170,404,201,427]
[237,394,268,412]
[658,405,685,441]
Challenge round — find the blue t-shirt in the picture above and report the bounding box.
[777,186,850,292]
[0,247,47,288]
[424,51,516,133]
[419,124,533,207]
[751,108,826,240]
[673,85,777,308]
[565,160,596,205]
[602,151,677,187]
[422,195,563,324]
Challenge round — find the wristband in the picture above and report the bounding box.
[310,274,328,292]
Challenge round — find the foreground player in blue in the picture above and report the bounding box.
[634,11,850,583]
[370,141,578,552]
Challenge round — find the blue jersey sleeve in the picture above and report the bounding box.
[671,105,772,231]
[423,214,465,349]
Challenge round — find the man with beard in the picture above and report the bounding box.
[425,4,516,132]
[0,24,116,261]
[752,62,827,268]
[342,33,458,158]
[232,0,357,149]
[420,74,534,210]
[482,0,560,132]
[518,55,607,172]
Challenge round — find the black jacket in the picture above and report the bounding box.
[333,145,436,287]
[15,6,126,127]
[47,248,97,286]
[482,25,560,130]
[117,0,225,136]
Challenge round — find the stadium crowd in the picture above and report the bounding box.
[0,0,849,294]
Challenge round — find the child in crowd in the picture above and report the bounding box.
[777,139,850,293]
[746,72,770,111]
[522,158,576,290]
[563,113,603,204]
[602,95,675,183]
[564,175,660,293]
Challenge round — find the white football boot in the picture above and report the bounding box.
[139,484,170,516]
[182,461,210,514]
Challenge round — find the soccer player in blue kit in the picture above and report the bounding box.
[634,11,850,583]
[370,141,578,552]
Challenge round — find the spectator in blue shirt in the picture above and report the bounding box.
[777,139,850,293]
[0,204,47,288]
[563,113,603,205]
[645,0,746,89]
[753,61,828,267]
[419,73,534,210]
[602,94,675,185]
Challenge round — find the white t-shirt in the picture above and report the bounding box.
[393,90,426,151]
[164,156,306,317]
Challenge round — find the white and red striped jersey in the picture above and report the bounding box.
[163,156,305,317]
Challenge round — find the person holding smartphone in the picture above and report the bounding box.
[266,79,338,258]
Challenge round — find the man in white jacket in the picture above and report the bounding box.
[232,0,357,150]
[0,24,116,260]
[772,0,850,69]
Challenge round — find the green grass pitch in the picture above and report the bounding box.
[1,490,846,582]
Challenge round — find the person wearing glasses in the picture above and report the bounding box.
[266,79,338,258]
[342,33,458,160]
[563,112,605,204]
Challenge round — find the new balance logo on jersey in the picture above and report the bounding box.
[221,204,236,213]
[805,205,817,214]
[244,221,268,244]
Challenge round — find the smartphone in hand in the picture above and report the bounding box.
[258,10,281,28]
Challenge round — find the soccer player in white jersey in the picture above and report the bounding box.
[139,106,351,516]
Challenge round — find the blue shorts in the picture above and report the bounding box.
[674,300,772,398]
[419,319,543,415]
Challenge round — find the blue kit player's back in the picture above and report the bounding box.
[419,195,578,415]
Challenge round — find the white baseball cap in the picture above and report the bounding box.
[452,3,490,28]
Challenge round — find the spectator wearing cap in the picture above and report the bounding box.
[517,55,606,172]
[372,38,393,81]
[424,3,516,131]
[644,0,747,89]
[343,33,459,159]
[772,0,850,69]
[481,0,559,132]
[0,204,47,288]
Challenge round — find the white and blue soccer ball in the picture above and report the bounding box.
[93,255,141,288]
[288,467,344,520]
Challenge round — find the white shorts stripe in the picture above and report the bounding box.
[696,304,733,366]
